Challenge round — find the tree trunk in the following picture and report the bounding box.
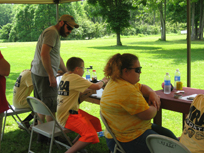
[191,2,196,40]
[153,10,155,25]
[116,32,122,46]
[159,2,166,41]
[198,0,204,40]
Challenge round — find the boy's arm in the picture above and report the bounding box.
[88,77,109,90]
[78,89,96,104]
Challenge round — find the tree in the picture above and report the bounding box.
[191,0,204,40]
[0,23,12,40]
[198,0,204,40]
[88,0,135,46]
[0,4,13,27]
[158,0,166,41]
[147,0,167,40]
[9,4,36,42]
[83,0,104,24]
[167,0,204,40]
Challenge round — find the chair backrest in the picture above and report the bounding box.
[100,111,126,153]
[146,134,191,153]
[26,96,55,120]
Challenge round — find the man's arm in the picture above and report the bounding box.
[40,44,57,87]
[59,56,68,73]
[140,84,161,111]
[0,53,10,76]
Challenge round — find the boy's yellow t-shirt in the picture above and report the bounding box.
[13,70,33,108]
[100,79,151,142]
[57,73,92,127]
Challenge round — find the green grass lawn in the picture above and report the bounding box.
[1,34,204,153]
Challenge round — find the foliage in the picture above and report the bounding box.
[88,0,135,33]
[0,23,12,40]
[87,0,137,45]
[0,0,203,42]
[0,4,13,27]
[167,0,187,23]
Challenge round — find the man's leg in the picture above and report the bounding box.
[23,112,34,122]
[45,112,55,122]
[37,113,45,124]
[31,73,57,124]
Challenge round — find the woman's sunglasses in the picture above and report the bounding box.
[128,67,142,73]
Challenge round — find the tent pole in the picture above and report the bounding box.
[187,0,191,87]
[56,3,59,23]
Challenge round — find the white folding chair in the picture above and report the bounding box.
[1,103,31,140]
[100,111,126,153]
[26,96,73,153]
[146,134,191,153]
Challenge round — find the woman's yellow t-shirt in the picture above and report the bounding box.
[100,79,151,142]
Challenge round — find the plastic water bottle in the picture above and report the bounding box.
[97,131,104,137]
[164,72,171,94]
[174,69,181,89]
[92,70,97,83]
[85,69,91,81]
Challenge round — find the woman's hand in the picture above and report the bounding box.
[148,91,161,111]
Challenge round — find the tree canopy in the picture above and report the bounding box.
[0,0,203,45]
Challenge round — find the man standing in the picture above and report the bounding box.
[31,14,79,142]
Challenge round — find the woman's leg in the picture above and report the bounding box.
[151,123,178,141]
[106,129,158,153]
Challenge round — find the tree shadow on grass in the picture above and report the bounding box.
[1,129,69,153]
[1,128,110,153]
[127,38,204,45]
[88,44,204,65]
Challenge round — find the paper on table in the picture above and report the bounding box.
[91,88,103,98]
[181,94,197,101]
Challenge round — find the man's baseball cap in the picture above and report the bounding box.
[59,14,79,28]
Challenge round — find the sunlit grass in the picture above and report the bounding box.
[1,34,204,152]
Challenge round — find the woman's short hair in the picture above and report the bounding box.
[104,53,138,81]
[66,57,84,72]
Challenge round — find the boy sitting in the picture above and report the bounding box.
[57,57,108,153]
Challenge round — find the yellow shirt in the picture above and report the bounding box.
[57,73,92,127]
[100,79,151,142]
[180,94,204,153]
[13,70,33,108]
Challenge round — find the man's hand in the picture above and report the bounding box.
[49,75,57,87]
[148,91,161,111]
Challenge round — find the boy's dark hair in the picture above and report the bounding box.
[66,57,84,72]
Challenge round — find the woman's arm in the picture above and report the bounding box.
[140,84,161,111]
[136,105,157,120]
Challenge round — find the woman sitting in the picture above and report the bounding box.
[100,53,178,153]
